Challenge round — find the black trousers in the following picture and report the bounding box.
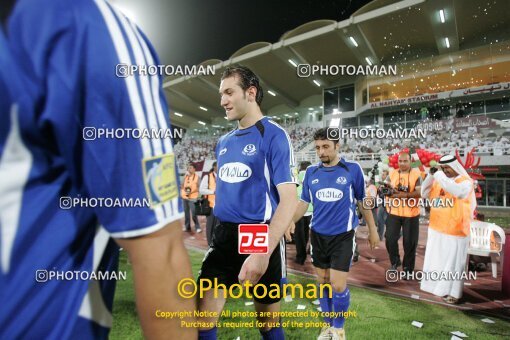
[385,214,420,271]
[183,199,199,231]
[294,215,311,264]
[205,213,219,246]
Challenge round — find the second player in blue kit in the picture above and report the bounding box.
[291,128,379,340]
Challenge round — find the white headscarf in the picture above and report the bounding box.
[439,154,477,216]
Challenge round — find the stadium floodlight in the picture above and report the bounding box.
[174,112,183,117]
[445,37,450,48]
[198,121,206,126]
[439,9,445,23]
[267,90,276,96]
[365,57,373,66]
[288,59,297,67]
[313,80,321,87]
[199,106,208,111]
[349,36,358,47]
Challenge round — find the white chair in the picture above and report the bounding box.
[468,221,506,278]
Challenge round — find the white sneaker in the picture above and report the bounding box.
[330,327,346,340]
[196,228,202,233]
[317,325,332,340]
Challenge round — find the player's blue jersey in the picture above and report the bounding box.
[214,117,297,223]
[301,159,365,236]
[0,0,183,338]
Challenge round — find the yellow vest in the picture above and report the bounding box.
[180,173,199,199]
[387,168,421,217]
[429,175,472,237]
[206,172,216,208]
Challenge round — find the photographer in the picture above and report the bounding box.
[384,153,422,275]
[420,155,475,304]
[181,163,201,233]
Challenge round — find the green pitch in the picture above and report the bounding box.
[111,249,510,339]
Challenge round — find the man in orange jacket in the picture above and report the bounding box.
[181,163,201,233]
[420,154,476,304]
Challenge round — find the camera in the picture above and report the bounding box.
[396,184,409,192]
[185,187,191,194]
[379,183,394,196]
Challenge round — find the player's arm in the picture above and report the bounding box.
[292,200,310,223]
[115,221,196,339]
[353,164,379,249]
[357,202,379,250]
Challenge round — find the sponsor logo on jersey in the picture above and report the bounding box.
[312,179,319,184]
[219,162,252,183]
[242,144,257,156]
[142,153,179,207]
[316,188,343,202]
[336,176,347,185]
[219,147,227,156]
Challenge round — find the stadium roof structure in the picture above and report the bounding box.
[162,0,510,129]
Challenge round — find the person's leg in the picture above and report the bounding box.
[254,301,284,339]
[205,214,214,246]
[330,269,350,329]
[294,217,306,264]
[197,289,226,340]
[315,267,332,325]
[377,207,385,241]
[189,199,200,231]
[402,216,420,272]
[385,214,402,268]
[303,215,311,252]
[183,199,191,231]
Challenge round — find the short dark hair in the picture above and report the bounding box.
[210,161,217,172]
[221,65,264,106]
[188,163,196,169]
[313,128,338,145]
[299,161,311,171]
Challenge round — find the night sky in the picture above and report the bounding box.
[110,0,372,65]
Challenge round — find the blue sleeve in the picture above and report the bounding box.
[300,168,311,203]
[267,127,297,187]
[352,162,366,201]
[8,0,183,237]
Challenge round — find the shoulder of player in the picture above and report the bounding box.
[341,158,363,173]
[264,118,291,140]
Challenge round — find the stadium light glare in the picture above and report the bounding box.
[365,57,373,66]
[267,90,276,96]
[288,59,297,67]
[439,9,445,23]
[445,37,450,48]
[330,118,340,127]
[349,36,358,47]
[313,80,321,87]
[198,121,206,126]
[174,112,183,117]
[199,106,208,111]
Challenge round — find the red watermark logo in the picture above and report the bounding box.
[238,224,269,254]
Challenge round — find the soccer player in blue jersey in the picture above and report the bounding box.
[0,1,195,338]
[291,128,379,340]
[196,66,298,340]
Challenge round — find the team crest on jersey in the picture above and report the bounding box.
[316,188,343,202]
[336,176,347,185]
[142,153,179,207]
[219,162,252,183]
[219,147,227,156]
[242,144,257,156]
[312,179,319,184]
